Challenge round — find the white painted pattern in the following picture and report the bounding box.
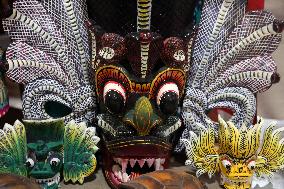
[192,0,235,87]
[173,50,186,61]
[99,47,115,60]
[103,81,126,103]
[156,82,179,106]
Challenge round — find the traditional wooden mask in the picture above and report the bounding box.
[183,116,284,189]
[24,119,64,189]
[91,0,196,187]
[0,119,99,189]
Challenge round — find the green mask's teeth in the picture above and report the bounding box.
[35,173,60,188]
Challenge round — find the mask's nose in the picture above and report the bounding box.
[123,96,161,136]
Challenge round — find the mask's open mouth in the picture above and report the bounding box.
[221,173,252,185]
[102,136,172,188]
[34,173,60,188]
[111,157,166,183]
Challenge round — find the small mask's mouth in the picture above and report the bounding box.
[221,173,252,185]
[34,173,60,188]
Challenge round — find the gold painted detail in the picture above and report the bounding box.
[123,97,161,136]
[131,82,151,93]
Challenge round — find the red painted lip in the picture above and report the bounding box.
[102,136,172,189]
[106,136,172,158]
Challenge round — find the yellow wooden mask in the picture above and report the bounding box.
[182,116,284,189]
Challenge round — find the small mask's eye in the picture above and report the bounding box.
[222,159,232,171]
[50,157,60,167]
[248,160,256,170]
[157,82,179,115]
[103,81,126,114]
[26,158,35,168]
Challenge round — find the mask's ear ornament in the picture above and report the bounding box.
[1,0,97,125]
[183,116,284,189]
[178,0,284,153]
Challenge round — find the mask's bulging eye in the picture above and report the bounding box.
[157,82,179,115]
[26,158,35,168]
[50,157,60,167]
[248,160,256,170]
[103,81,126,114]
[222,159,232,171]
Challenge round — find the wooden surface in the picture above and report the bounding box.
[60,166,284,189]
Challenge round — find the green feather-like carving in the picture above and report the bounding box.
[63,120,100,184]
[0,120,27,176]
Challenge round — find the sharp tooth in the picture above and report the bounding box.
[112,164,121,172]
[112,164,121,177]
[130,172,135,180]
[118,171,123,181]
[121,159,128,172]
[146,158,155,167]
[135,172,141,179]
[114,158,122,165]
[138,159,145,168]
[122,172,129,182]
[130,159,136,168]
[155,158,161,170]
[160,158,165,164]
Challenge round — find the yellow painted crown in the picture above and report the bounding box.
[218,117,262,159]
